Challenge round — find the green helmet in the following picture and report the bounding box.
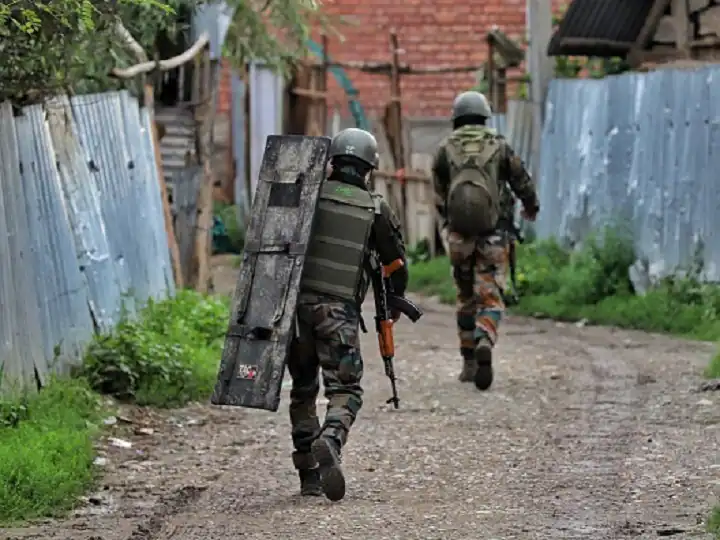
[329,128,379,169]
[451,91,493,121]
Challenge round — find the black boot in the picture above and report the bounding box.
[458,348,477,382]
[311,436,345,502]
[473,338,494,391]
[298,468,322,496]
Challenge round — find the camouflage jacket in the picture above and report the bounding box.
[367,191,408,298]
[431,124,539,230]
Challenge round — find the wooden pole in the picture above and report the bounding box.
[497,67,508,113]
[671,0,692,58]
[389,31,408,234]
[143,84,184,288]
[320,34,329,134]
[487,34,496,108]
[190,48,216,294]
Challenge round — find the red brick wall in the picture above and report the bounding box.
[317,0,530,117]
[216,1,564,118]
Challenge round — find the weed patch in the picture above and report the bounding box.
[0,379,104,525]
[82,290,229,408]
[708,506,720,538]
[408,230,720,347]
[706,350,720,379]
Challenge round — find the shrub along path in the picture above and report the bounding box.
[0,256,718,539]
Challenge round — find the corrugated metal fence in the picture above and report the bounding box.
[537,67,720,281]
[0,91,174,392]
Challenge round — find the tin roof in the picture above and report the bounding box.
[547,0,665,57]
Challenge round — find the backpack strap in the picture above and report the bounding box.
[446,132,500,174]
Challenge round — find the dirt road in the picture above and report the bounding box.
[3,261,720,539]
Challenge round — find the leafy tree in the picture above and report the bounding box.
[0,0,327,103]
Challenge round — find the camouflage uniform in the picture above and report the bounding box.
[433,120,538,389]
[288,294,363,467]
[288,128,407,501]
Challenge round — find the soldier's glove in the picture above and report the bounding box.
[521,204,539,222]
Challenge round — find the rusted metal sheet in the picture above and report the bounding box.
[211,135,331,411]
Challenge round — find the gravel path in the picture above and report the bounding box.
[3,260,719,540]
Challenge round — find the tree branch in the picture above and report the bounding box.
[114,20,148,63]
[111,33,210,79]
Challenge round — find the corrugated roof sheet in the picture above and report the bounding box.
[548,0,659,57]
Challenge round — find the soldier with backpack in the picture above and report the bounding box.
[432,91,539,390]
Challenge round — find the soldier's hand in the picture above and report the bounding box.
[390,309,402,322]
[521,206,538,222]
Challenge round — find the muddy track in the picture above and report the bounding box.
[1,291,719,540]
[126,486,206,540]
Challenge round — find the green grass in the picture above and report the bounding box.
[706,351,720,379]
[81,289,229,408]
[0,289,230,525]
[409,229,720,348]
[0,379,104,525]
[708,506,720,538]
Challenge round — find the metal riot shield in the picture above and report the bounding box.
[211,135,331,411]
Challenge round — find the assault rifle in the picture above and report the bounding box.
[505,221,525,306]
[368,255,423,409]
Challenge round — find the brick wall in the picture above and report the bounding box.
[216,1,563,118]
[318,0,534,117]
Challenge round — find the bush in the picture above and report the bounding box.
[706,350,720,379]
[81,290,229,408]
[214,203,245,253]
[408,229,720,345]
[708,506,720,539]
[0,379,103,525]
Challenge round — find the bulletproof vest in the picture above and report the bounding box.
[445,126,501,237]
[301,179,376,301]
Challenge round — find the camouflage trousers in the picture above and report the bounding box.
[448,231,509,359]
[288,292,364,471]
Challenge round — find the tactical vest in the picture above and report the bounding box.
[300,180,376,301]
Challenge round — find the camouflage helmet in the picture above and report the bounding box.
[329,128,380,169]
[451,91,493,121]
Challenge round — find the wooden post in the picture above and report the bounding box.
[497,67,508,113]
[320,34,329,134]
[526,0,553,181]
[190,47,216,294]
[389,30,408,234]
[671,0,692,58]
[143,84,184,288]
[487,34,496,108]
